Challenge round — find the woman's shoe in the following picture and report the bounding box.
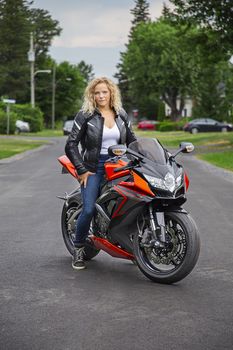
[72,246,86,270]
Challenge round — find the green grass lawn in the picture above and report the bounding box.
[135,130,233,148]
[18,129,63,137]
[197,151,233,172]
[135,130,233,171]
[0,138,48,160]
[1,130,233,172]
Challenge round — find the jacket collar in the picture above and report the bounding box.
[94,107,120,118]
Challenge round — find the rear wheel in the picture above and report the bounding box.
[61,201,100,260]
[133,212,200,284]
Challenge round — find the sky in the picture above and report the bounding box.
[32,0,172,79]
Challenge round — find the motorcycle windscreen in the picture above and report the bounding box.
[128,138,168,165]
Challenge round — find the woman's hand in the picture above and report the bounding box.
[78,171,95,188]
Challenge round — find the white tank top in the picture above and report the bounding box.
[100,123,120,155]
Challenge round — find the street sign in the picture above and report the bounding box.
[3,99,16,104]
[2,99,16,135]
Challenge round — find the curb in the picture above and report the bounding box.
[0,141,56,164]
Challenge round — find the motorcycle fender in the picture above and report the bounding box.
[66,189,82,207]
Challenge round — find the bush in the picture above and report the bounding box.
[0,109,18,134]
[157,102,166,121]
[158,122,176,132]
[157,119,189,132]
[176,118,189,130]
[12,104,44,132]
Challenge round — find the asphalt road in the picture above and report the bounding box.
[0,137,233,350]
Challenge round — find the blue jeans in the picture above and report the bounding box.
[74,154,109,247]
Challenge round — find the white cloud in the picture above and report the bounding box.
[34,0,171,49]
[52,7,131,48]
[32,0,173,77]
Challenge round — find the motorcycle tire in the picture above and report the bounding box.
[133,212,200,284]
[61,201,100,260]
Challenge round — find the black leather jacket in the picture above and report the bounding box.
[65,109,137,175]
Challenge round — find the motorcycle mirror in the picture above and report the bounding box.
[108,144,127,157]
[180,142,195,153]
[170,142,195,160]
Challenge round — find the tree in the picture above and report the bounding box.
[36,60,86,126]
[192,60,233,122]
[161,2,233,121]
[0,0,62,103]
[115,0,150,113]
[122,20,196,120]
[170,0,233,51]
[129,0,150,38]
[77,60,94,84]
[0,0,31,101]
[30,8,62,64]
[53,61,86,121]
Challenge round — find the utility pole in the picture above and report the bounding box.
[27,32,51,108]
[51,65,56,130]
[28,32,35,108]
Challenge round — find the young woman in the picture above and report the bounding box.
[65,77,137,270]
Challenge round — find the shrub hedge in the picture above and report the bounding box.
[157,119,188,132]
[0,103,43,134]
[12,104,43,132]
[0,109,18,134]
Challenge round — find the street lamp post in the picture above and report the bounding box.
[28,32,35,107]
[31,70,51,108]
[51,65,56,130]
[28,32,51,108]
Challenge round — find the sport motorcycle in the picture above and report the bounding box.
[58,138,200,284]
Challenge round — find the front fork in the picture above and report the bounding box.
[148,204,166,244]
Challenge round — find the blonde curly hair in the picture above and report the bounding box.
[81,77,122,115]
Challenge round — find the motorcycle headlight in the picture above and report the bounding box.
[144,173,182,193]
[164,172,175,192]
[144,174,166,190]
[175,174,182,187]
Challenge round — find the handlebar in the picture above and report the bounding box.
[113,165,132,173]
[113,160,139,173]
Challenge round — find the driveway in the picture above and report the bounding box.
[0,137,233,350]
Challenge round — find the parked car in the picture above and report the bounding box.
[183,118,233,134]
[137,120,158,130]
[15,120,30,133]
[63,120,74,135]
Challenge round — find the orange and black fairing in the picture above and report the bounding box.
[104,159,130,180]
[91,236,134,260]
[111,174,155,219]
[103,160,154,219]
[105,160,154,197]
[58,155,78,179]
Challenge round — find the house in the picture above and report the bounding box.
[165,97,193,117]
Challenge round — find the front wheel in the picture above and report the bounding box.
[133,212,200,284]
[61,201,100,260]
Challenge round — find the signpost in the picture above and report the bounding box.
[132,109,139,121]
[3,99,16,135]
